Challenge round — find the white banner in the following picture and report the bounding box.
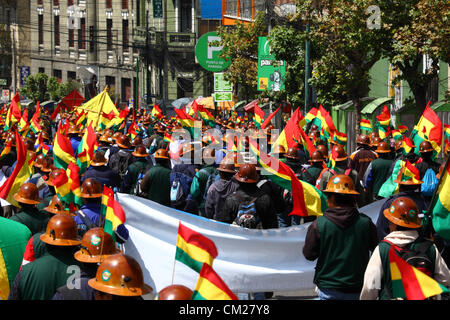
[118,193,382,294]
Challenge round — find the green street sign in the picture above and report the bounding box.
[257,36,286,92]
[213,92,233,102]
[0,79,6,86]
[195,32,231,72]
[214,73,233,92]
[153,0,163,18]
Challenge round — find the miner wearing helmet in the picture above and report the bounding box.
[52,228,121,300]
[88,253,153,300]
[360,197,450,300]
[82,151,121,190]
[9,182,49,235]
[120,144,153,194]
[8,214,82,300]
[303,174,378,300]
[415,140,441,181]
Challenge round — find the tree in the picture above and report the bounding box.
[19,73,81,103]
[279,0,387,134]
[377,0,449,115]
[216,12,267,102]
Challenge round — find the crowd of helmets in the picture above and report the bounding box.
[2,107,450,301]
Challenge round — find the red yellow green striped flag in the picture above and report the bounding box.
[175,222,218,273]
[127,120,140,140]
[273,108,306,151]
[67,161,83,207]
[396,159,422,184]
[411,103,443,158]
[101,185,126,242]
[0,140,12,162]
[398,125,409,135]
[53,128,76,170]
[312,105,337,139]
[432,159,450,240]
[376,105,391,139]
[174,108,198,138]
[192,263,238,300]
[0,130,34,207]
[52,169,72,205]
[18,109,29,134]
[332,131,347,146]
[151,104,163,119]
[360,119,372,132]
[391,129,402,141]
[388,244,450,299]
[76,122,98,173]
[253,103,265,129]
[30,101,42,134]
[4,93,21,131]
[249,138,326,217]
[305,107,318,124]
[197,105,215,127]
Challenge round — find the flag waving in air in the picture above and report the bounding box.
[101,186,126,242]
[191,263,238,300]
[253,103,265,129]
[175,222,218,273]
[360,119,372,132]
[411,102,443,158]
[376,105,391,139]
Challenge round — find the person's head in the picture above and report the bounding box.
[285,147,300,162]
[331,144,348,165]
[375,141,391,159]
[316,144,328,160]
[383,197,422,233]
[154,148,170,166]
[234,163,259,186]
[157,285,193,300]
[88,253,152,300]
[419,140,434,161]
[132,144,149,159]
[80,178,103,204]
[323,174,359,208]
[44,194,73,216]
[217,156,236,181]
[13,182,42,209]
[309,150,325,167]
[90,151,108,167]
[40,214,82,247]
[74,227,121,264]
[116,135,132,150]
[67,124,80,137]
[357,134,371,148]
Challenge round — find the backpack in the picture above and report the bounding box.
[109,151,132,179]
[382,239,435,277]
[421,168,439,197]
[170,172,194,209]
[233,196,261,229]
[199,168,218,201]
[132,172,146,196]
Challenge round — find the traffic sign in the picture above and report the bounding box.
[213,92,233,102]
[214,73,232,92]
[195,32,231,72]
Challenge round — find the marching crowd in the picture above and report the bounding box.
[1,103,450,301]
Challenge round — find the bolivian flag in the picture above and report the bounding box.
[360,119,372,132]
[75,110,88,130]
[4,93,21,131]
[376,105,391,139]
[312,105,336,139]
[30,102,42,134]
[249,138,326,217]
[52,169,72,204]
[68,161,83,207]
[398,125,409,135]
[432,159,450,240]
[411,103,443,158]
[127,120,140,140]
[253,104,265,129]
[197,105,215,127]
[101,186,126,242]
[151,104,163,119]
[391,129,402,141]
[174,108,198,138]
[0,130,34,207]
[273,108,305,151]
[332,131,347,146]
[175,222,218,273]
[305,107,318,124]
[18,109,29,134]
[53,129,76,170]
[192,263,238,300]
[388,245,450,299]
[164,132,174,144]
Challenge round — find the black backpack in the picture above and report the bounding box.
[383,239,435,277]
[233,196,261,229]
[109,151,132,179]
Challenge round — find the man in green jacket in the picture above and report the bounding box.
[8,214,82,300]
[9,183,50,235]
[363,141,394,202]
[303,174,378,300]
[140,148,172,206]
[121,144,153,194]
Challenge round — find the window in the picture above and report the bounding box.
[38,15,44,45]
[121,78,131,102]
[136,0,140,26]
[53,69,62,83]
[122,19,129,50]
[106,0,112,8]
[38,67,45,74]
[78,17,86,49]
[53,0,59,6]
[122,0,128,9]
[107,19,113,50]
[67,71,76,80]
[69,28,74,47]
[67,0,73,5]
[54,15,60,46]
[180,1,192,32]
[37,0,43,5]
[89,26,95,53]
[106,76,116,91]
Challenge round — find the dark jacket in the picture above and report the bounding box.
[140,164,172,206]
[204,178,239,220]
[121,158,153,194]
[82,165,121,189]
[52,267,97,300]
[9,207,50,235]
[303,207,378,292]
[220,184,278,229]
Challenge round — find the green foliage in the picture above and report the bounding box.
[19,73,81,103]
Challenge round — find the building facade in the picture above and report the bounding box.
[30,0,137,107]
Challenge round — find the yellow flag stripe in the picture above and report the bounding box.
[413,266,444,298]
[195,277,234,300]
[0,248,10,300]
[176,235,214,266]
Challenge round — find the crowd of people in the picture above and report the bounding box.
[1,102,450,301]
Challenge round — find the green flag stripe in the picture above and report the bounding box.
[175,247,203,273]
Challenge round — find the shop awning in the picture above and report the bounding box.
[431,101,450,112]
[361,97,393,114]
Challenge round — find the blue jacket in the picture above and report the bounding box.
[82,165,121,189]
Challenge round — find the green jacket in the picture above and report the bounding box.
[190,165,217,209]
[141,164,171,206]
[17,248,82,300]
[369,158,393,196]
[300,166,323,185]
[123,159,150,194]
[9,207,50,235]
